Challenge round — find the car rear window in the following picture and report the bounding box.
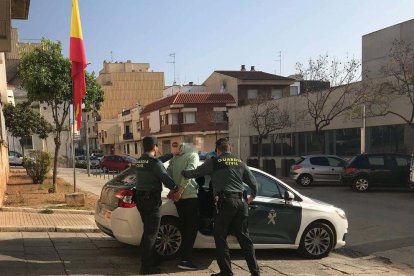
[327,157,345,167]
[395,156,410,167]
[348,155,367,168]
[112,169,136,186]
[295,157,305,165]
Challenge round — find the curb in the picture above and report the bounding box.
[0,226,100,233]
[0,207,95,215]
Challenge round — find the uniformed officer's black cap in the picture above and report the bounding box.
[143,136,158,149]
[215,138,230,148]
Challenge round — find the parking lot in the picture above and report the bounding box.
[289,180,414,269]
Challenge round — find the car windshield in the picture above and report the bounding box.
[348,156,358,166]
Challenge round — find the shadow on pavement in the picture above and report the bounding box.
[0,234,315,275]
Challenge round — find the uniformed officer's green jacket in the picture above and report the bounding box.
[182,152,257,197]
[134,153,177,192]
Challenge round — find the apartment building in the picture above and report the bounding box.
[93,61,165,154]
[118,92,237,156]
[203,65,296,106]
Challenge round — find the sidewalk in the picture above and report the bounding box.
[0,232,411,275]
[0,208,99,232]
[57,167,109,196]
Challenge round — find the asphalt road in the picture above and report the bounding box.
[290,180,414,269]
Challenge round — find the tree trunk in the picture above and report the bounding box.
[257,136,262,169]
[19,139,25,157]
[315,131,325,154]
[52,133,61,193]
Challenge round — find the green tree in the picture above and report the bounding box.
[84,72,105,112]
[3,102,52,156]
[19,39,104,192]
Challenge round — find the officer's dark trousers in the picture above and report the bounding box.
[136,195,161,271]
[175,198,199,261]
[213,198,260,276]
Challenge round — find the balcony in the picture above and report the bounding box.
[123,132,133,140]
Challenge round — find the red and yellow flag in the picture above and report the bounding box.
[70,0,87,130]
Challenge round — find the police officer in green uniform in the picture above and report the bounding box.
[134,136,178,275]
[182,138,260,276]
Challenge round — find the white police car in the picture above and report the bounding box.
[95,166,348,259]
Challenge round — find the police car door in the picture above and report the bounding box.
[247,171,301,244]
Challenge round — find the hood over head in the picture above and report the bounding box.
[179,143,196,155]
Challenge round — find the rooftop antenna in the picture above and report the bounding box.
[274,51,282,75]
[168,53,176,84]
[110,51,114,62]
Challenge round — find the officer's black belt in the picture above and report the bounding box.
[218,192,243,199]
[136,190,160,197]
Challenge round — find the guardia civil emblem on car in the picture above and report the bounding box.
[267,210,276,225]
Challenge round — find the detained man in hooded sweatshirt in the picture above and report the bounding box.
[167,143,200,270]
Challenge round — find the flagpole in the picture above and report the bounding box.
[72,101,77,193]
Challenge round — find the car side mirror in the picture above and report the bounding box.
[284,191,294,202]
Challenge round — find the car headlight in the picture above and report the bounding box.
[335,208,347,220]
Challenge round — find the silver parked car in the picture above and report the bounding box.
[290,155,347,186]
[9,151,23,166]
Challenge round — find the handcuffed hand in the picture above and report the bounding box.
[167,186,185,202]
[167,191,181,202]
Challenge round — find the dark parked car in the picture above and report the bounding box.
[75,156,87,168]
[100,155,137,172]
[341,153,412,192]
[89,156,101,168]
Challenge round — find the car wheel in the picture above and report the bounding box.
[353,177,369,192]
[299,222,334,259]
[297,174,313,186]
[154,217,183,260]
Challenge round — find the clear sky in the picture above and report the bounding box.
[12,0,414,85]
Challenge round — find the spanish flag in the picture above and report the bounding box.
[70,0,87,130]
